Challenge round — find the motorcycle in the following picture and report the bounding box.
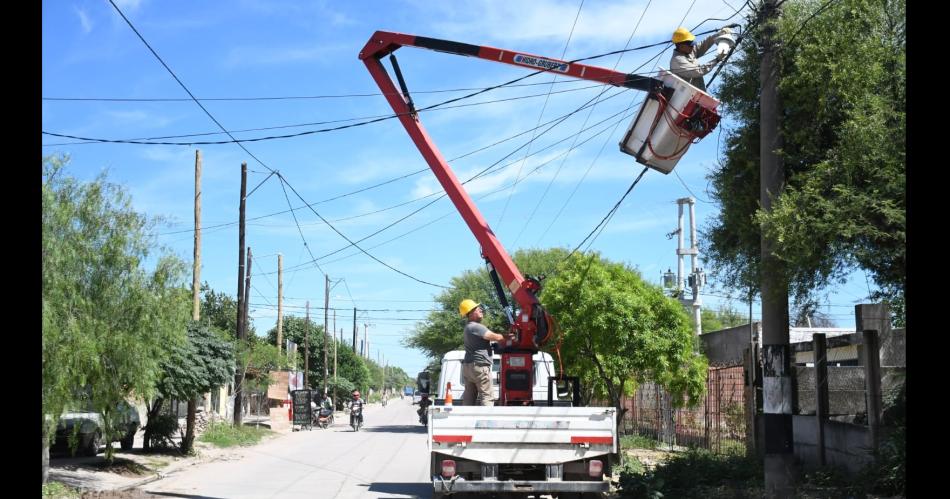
[350,402,363,431]
[417,392,432,426]
[316,407,334,429]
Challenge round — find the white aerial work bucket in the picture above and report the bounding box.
[619,69,721,174]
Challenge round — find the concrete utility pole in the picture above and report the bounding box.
[352,308,358,354]
[324,274,330,396]
[335,328,341,383]
[364,323,369,359]
[759,0,795,494]
[192,149,202,322]
[675,197,704,335]
[277,253,283,356]
[233,162,247,426]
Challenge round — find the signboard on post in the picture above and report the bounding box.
[289,371,304,391]
[291,389,313,428]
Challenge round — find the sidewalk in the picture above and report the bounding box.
[47,417,285,495]
[48,441,230,493]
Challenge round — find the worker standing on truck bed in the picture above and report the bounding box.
[459,299,510,406]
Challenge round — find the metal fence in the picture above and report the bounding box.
[622,364,747,455]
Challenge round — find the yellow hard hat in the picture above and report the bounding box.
[672,27,695,44]
[459,299,480,317]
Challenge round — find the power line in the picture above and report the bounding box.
[536,0,726,249]
[277,173,449,289]
[495,0,586,230]
[318,108,636,269]
[276,173,328,277]
[522,0,656,248]
[576,166,650,255]
[673,169,713,203]
[43,27,724,147]
[155,89,631,238]
[42,83,606,147]
[314,93,635,263]
[266,101,636,276]
[563,0,695,258]
[41,78,600,102]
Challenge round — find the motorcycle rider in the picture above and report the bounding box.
[349,390,365,428]
[320,392,333,412]
[417,392,432,424]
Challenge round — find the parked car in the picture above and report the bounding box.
[52,400,141,456]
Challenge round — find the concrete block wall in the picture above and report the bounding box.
[792,416,873,474]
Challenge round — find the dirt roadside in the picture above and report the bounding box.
[46,434,279,498]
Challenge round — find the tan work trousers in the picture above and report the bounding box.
[462,362,493,406]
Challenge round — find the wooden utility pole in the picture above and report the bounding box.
[305,301,311,389]
[324,274,329,396]
[243,247,252,337]
[352,308,357,354]
[192,150,202,322]
[759,1,794,495]
[184,149,202,453]
[233,162,247,426]
[277,253,283,356]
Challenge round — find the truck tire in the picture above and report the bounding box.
[81,431,101,457]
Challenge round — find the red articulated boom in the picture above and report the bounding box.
[358,31,715,405]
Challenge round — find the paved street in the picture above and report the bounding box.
[142,398,431,499]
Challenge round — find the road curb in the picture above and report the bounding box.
[114,472,163,492]
[114,453,197,491]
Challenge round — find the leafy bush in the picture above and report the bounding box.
[617,458,664,499]
[328,378,355,410]
[621,434,662,450]
[618,448,762,498]
[653,448,762,495]
[146,413,181,451]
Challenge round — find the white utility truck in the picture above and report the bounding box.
[429,351,617,497]
[358,28,723,499]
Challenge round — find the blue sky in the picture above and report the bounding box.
[42,0,876,377]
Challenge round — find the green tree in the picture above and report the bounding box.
[544,252,707,425]
[704,0,905,323]
[42,155,189,479]
[148,321,234,454]
[265,317,370,396]
[403,248,565,364]
[700,305,748,333]
[200,282,255,338]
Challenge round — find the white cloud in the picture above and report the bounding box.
[74,6,93,34]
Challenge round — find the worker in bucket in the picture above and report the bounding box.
[459,299,512,406]
[669,26,735,92]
